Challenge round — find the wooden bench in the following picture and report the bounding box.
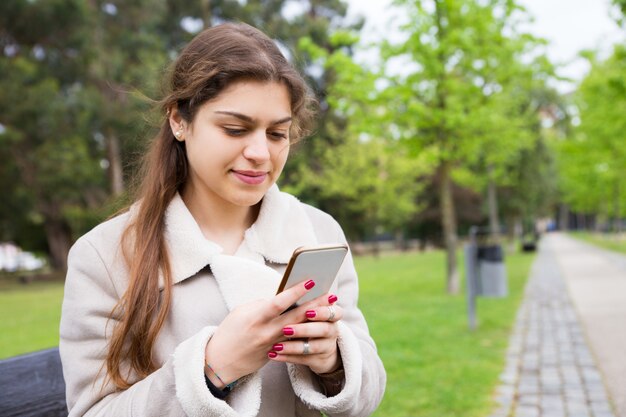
[0,347,67,417]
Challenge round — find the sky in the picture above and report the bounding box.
[344,0,626,93]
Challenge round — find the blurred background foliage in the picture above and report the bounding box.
[1,0,625,291]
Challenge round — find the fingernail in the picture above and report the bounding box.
[306,310,316,318]
[283,327,295,336]
[268,351,278,359]
[328,294,338,304]
[272,343,284,351]
[304,280,316,290]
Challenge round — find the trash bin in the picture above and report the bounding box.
[476,244,508,297]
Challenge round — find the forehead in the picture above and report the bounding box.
[202,80,292,119]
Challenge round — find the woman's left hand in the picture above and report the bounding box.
[267,296,343,375]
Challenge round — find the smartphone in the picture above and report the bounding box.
[276,244,349,308]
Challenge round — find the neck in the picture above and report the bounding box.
[180,187,261,255]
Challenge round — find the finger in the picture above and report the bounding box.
[303,292,339,308]
[271,279,316,316]
[270,338,335,356]
[280,321,338,340]
[278,294,333,325]
[304,304,344,322]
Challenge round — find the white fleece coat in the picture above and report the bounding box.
[59,185,386,417]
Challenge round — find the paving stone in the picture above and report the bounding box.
[592,413,616,417]
[586,385,609,402]
[518,381,540,395]
[562,379,584,391]
[564,388,587,402]
[518,394,540,406]
[500,370,517,385]
[542,411,565,417]
[496,384,515,397]
[581,371,603,385]
[566,400,589,410]
[541,394,565,409]
[590,402,616,417]
[542,384,562,395]
[514,404,540,417]
[522,361,540,372]
[540,372,560,382]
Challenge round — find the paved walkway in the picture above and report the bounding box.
[490,233,625,417]
[553,234,626,416]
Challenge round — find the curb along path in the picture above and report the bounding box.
[489,236,616,417]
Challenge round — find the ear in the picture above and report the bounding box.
[168,107,187,141]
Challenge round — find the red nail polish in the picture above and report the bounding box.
[283,327,295,336]
[272,343,284,351]
[306,310,316,318]
[304,280,316,290]
[268,351,278,359]
[328,294,338,304]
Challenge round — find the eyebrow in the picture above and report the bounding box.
[215,111,292,126]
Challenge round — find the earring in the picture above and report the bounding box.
[175,129,183,139]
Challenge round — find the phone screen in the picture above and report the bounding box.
[276,244,348,307]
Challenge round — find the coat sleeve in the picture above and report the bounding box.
[59,236,263,417]
[288,214,387,417]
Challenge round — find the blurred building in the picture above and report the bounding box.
[0,242,45,272]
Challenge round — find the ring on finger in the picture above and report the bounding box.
[327,305,336,321]
[303,339,310,355]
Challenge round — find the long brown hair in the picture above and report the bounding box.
[106,22,315,389]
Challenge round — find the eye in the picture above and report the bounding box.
[268,131,288,141]
[223,127,246,137]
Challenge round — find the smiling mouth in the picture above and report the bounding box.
[231,170,268,185]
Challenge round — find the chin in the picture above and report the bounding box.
[230,190,267,208]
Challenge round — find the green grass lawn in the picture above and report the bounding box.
[0,249,534,417]
[570,231,626,254]
[356,249,534,417]
[0,279,64,358]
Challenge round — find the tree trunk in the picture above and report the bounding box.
[487,164,500,237]
[395,230,407,251]
[505,215,520,251]
[372,224,382,258]
[614,181,621,234]
[12,147,72,271]
[433,1,458,294]
[201,0,212,29]
[559,203,569,231]
[106,131,124,197]
[43,218,73,271]
[439,161,459,294]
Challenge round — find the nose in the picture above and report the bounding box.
[242,130,271,163]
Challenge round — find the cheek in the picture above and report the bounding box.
[272,143,290,166]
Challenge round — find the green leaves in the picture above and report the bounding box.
[558,44,626,221]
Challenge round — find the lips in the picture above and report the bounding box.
[232,170,268,185]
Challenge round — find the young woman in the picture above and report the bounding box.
[59,22,386,417]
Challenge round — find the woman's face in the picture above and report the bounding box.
[173,80,292,210]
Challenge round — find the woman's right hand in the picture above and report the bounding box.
[203,279,319,388]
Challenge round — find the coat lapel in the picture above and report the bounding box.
[161,185,319,309]
[243,184,318,264]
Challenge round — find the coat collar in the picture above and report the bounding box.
[161,184,318,287]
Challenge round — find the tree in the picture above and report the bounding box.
[0,0,106,269]
[83,0,174,197]
[558,46,626,231]
[290,33,424,245]
[0,0,361,269]
[381,0,545,293]
[613,0,626,22]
